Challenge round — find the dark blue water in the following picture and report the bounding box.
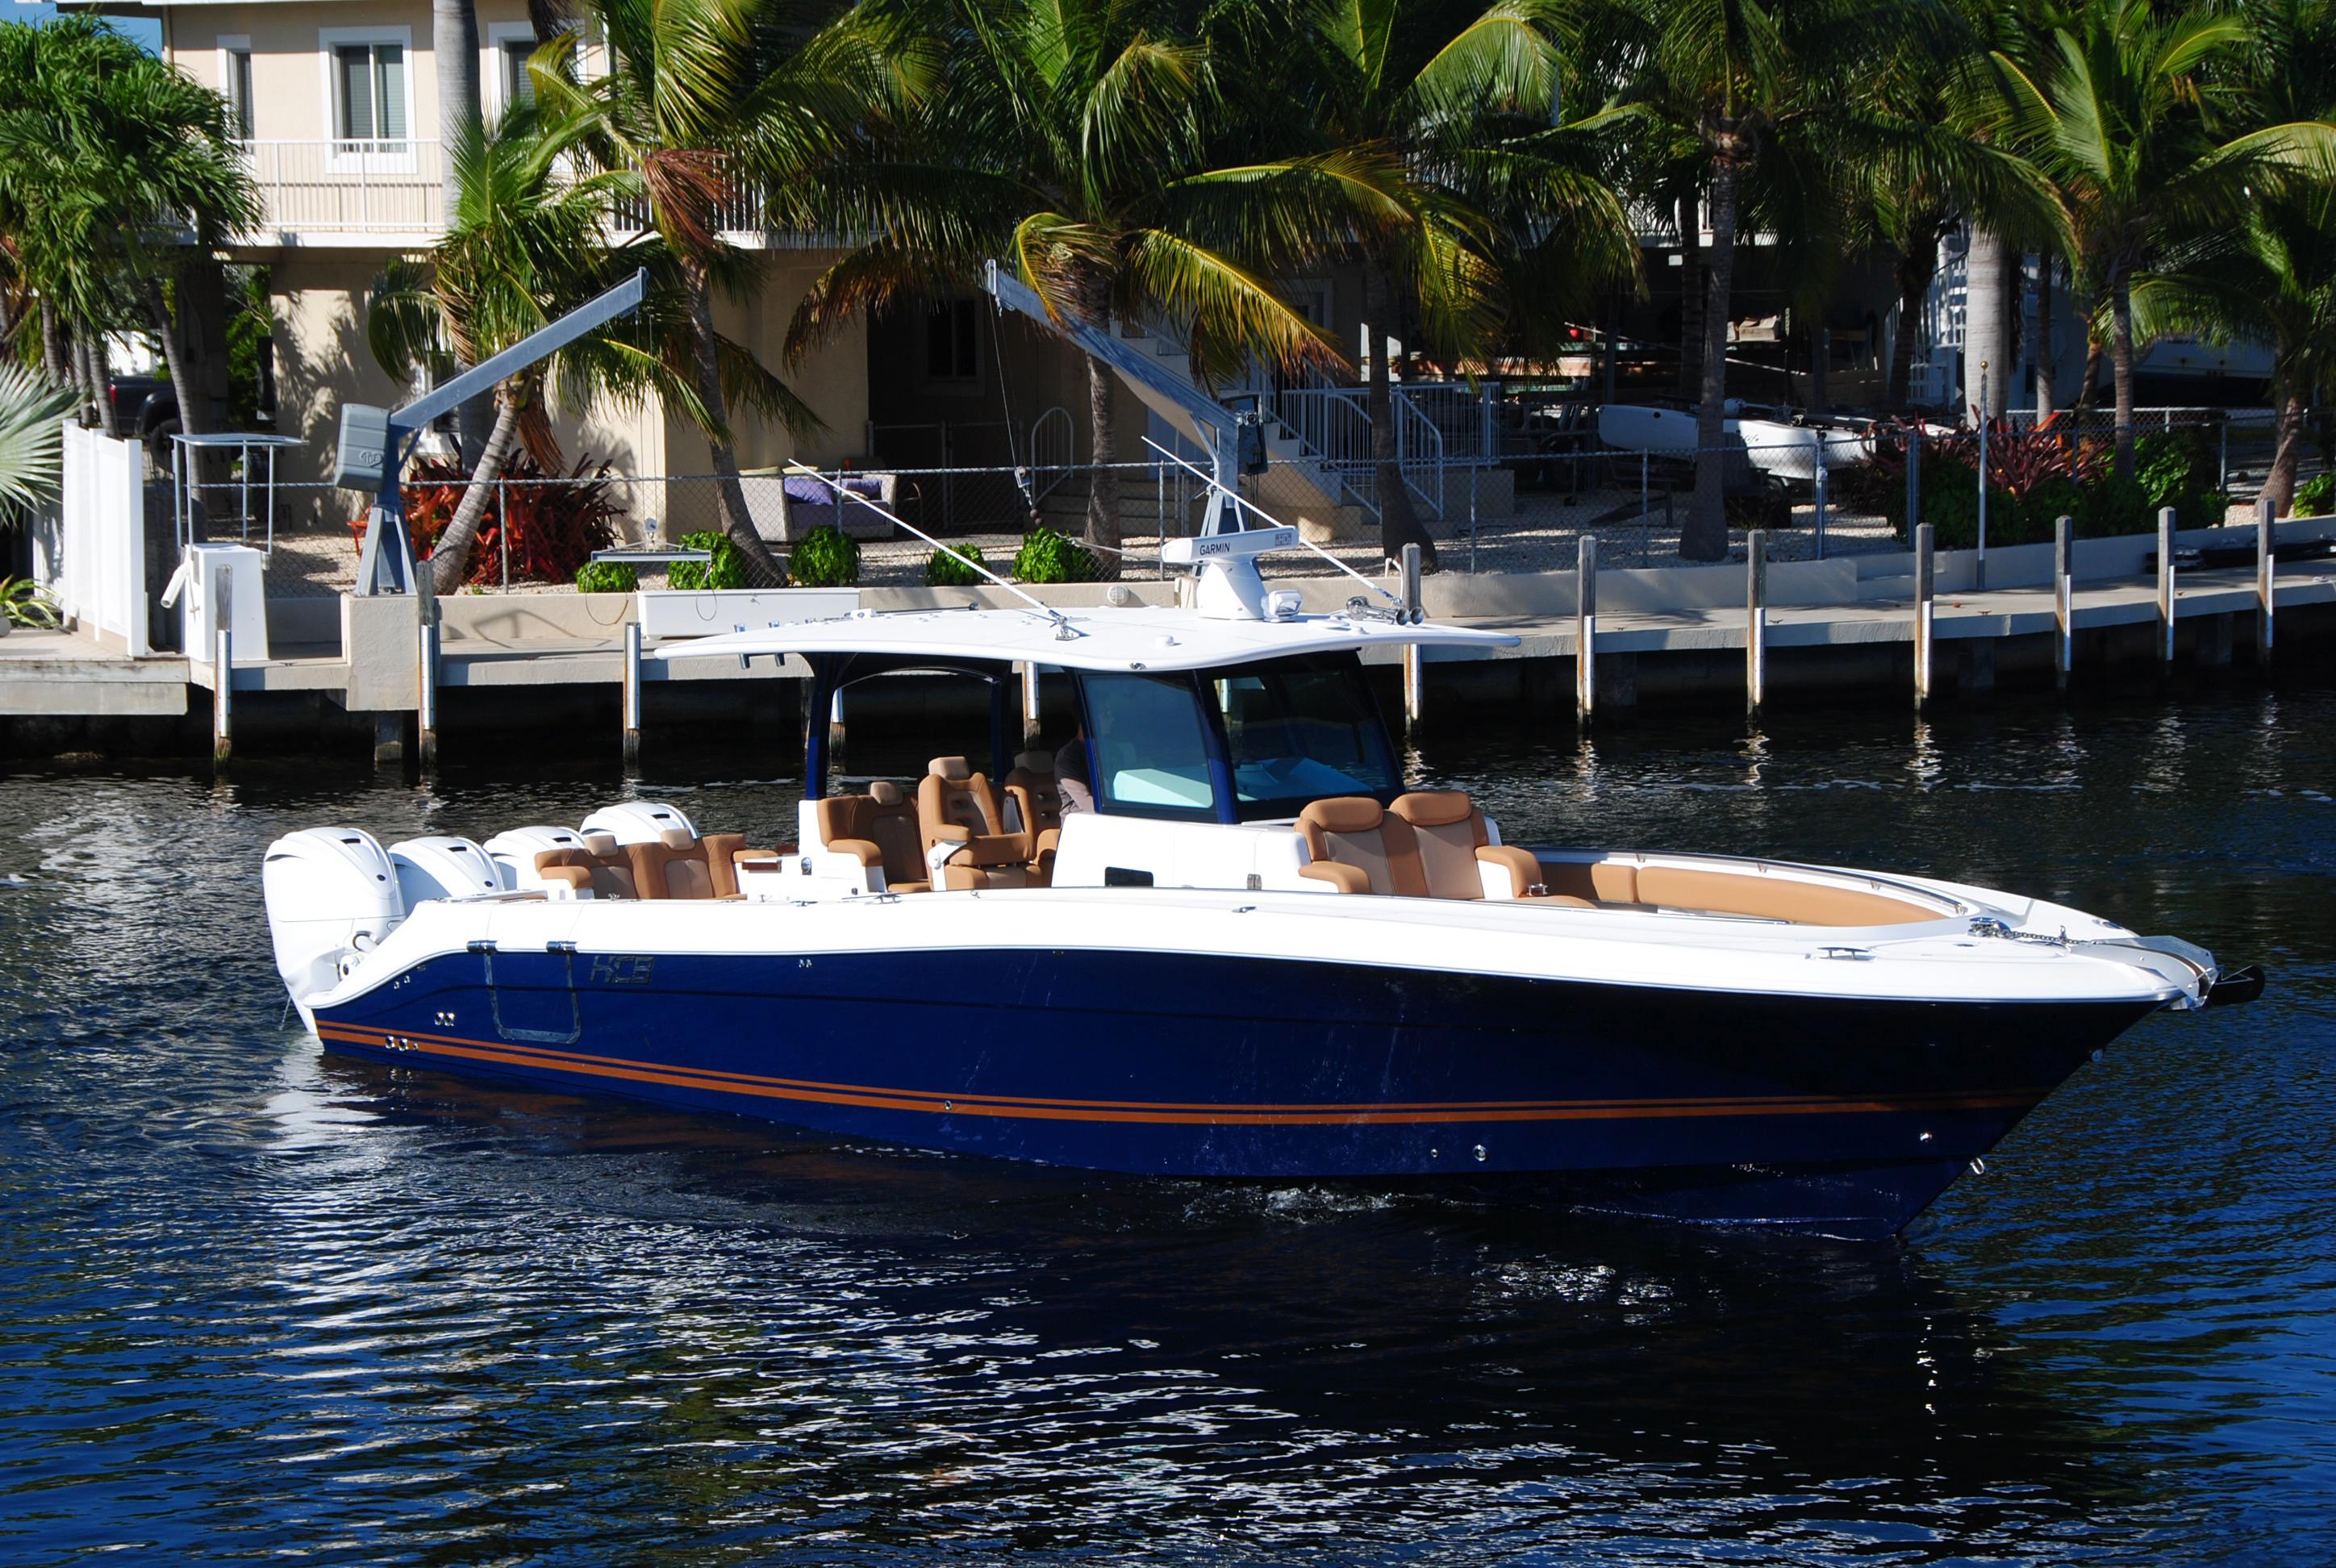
[2,686,2331,1564]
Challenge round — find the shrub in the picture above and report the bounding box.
[2,575,63,629]
[363,454,624,586]
[2295,473,2335,516]
[668,530,747,590]
[1725,483,1792,533]
[790,524,859,587]
[574,559,637,594]
[927,543,986,587]
[1012,526,1097,584]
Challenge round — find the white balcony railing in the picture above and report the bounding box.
[233,139,448,236]
[228,140,790,242]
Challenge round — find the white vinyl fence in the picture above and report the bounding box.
[30,423,150,655]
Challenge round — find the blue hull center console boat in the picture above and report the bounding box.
[264,519,2261,1238]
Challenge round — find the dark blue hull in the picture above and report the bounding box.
[315,946,2155,1237]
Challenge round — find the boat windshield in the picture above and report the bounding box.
[1080,656,1399,822]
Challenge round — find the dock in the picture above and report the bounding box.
[6,510,2332,760]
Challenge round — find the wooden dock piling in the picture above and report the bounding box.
[2157,507,2177,667]
[1575,535,1597,724]
[1913,523,1934,707]
[416,619,439,771]
[1401,543,1425,726]
[1022,661,1042,741]
[622,622,643,768]
[211,627,232,767]
[1745,528,1767,714]
[2258,495,2276,666]
[2054,515,2074,694]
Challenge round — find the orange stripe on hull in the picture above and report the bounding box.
[318,1023,2043,1128]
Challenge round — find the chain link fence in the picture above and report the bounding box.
[147,406,2321,599]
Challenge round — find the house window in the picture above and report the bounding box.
[926,299,979,382]
[501,39,537,110]
[222,43,255,140]
[333,40,407,148]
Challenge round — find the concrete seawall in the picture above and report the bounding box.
[6,519,2334,762]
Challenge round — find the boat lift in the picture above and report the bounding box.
[332,270,649,595]
[980,261,1259,537]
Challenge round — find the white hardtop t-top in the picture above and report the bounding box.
[652,600,1516,673]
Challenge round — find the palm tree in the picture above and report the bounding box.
[1283,0,1637,565]
[0,364,78,521]
[1576,0,1902,558]
[0,17,257,450]
[1579,0,2046,556]
[1993,0,2336,474]
[789,0,1356,574]
[549,0,857,587]
[2128,0,2336,513]
[369,99,682,593]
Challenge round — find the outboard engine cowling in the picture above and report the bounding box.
[388,836,501,907]
[581,801,699,845]
[262,828,403,1007]
[482,825,590,890]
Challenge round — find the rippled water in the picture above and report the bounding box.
[3,682,2333,1564]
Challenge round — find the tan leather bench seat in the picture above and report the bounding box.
[1631,864,1933,925]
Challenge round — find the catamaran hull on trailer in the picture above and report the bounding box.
[298,892,2181,1239]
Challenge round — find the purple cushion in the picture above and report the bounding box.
[838,476,882,498]
[781,475,833,506]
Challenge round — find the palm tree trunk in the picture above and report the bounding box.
[1888,245,1933,409]
[78,333,119,439]
[679,253,787,587]
[434,0,494,471]
[1683,153,1739,562]
[432,384,521,594]
[1080,272,1121,578]
[40,298,66,385]
[1963,226,2009,422]
[1676,190,1701,401]
[2034,255,2054,417]
[140,274,203,440]
[2109,265,2136,477]
[1364,264,1433,568]
[2264,382,2305,516]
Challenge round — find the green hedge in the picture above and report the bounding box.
[574,559,638,594]
[1012,526,1097,584]
[790,524,859,587]
[927,543,986,586]
[668,530,747,590]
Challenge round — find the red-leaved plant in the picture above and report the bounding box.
[349,455,624,587]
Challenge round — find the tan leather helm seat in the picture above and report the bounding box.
[1003,749,1064,877]
[815,780,929,892]
[918,756,1034,890]
[1295,797,1425,895]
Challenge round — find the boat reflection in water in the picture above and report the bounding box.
[306,1049,2163,1547]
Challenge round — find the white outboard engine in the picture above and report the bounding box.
[388,836,500,907]
[482,825,590,890]
[261,828,404,1010]
[581,801,699,844]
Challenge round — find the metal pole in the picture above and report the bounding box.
[499,480,510,590]
[1575,533,1597,724]
[212,625,232,767]
[1746,527,1767,714]
[2157,506,2177,666]
[1906,425,1921,537]
[828,683,847,757]
[416,615,439,770]
[2257,493,2276,667]
[1914,523,1935,707]
[2054,514,2074,694]
[1640,449,1649,524]
[1021,660,1041,742]
[622,619,643,769]
[1975,365,1989,588]
[1469,464,1479,573]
